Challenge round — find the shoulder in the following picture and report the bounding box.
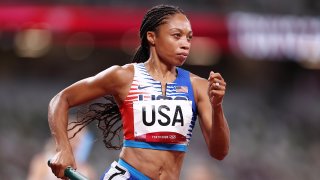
[178,67,207,85]
[106,63,134,76]
[190,72,208,86]
[97,63,134,83]
[178,68,208,96]
[89,63,135,95]
[189,73,209,102]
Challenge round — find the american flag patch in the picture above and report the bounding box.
[176,86,188,93]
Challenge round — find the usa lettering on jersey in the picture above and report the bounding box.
[133,99,192,143]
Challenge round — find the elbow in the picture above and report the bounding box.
[49,93,62,109]
[48,94,57,114]
[209,147,229,161]
[48,92,69,114]
[210,151,228,161]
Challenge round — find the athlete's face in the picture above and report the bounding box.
[150,13,193,66]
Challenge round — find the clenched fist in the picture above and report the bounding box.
[207,71,226,107]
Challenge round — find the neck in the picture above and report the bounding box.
[145,58,177,83]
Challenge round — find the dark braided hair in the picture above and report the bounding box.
[68,96,123,150]
[69,5,185,150]
[132,5,185,63]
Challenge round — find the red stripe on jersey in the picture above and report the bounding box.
[120,101,134,140]
[127,91,149,95]
[125,96,138,101]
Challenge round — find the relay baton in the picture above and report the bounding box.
[47,160,89,180]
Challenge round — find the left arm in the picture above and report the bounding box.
[192,71,230,160]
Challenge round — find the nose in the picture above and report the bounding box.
[180,37,191,50]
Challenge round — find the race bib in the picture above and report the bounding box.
[133,100,193,143]
[103,161,130,180]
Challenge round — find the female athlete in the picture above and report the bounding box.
[48,4,230,180]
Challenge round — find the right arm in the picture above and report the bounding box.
[48,65,133,179]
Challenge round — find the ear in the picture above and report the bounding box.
[146,31,156,46]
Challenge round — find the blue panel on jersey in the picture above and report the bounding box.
[123,140,187,152]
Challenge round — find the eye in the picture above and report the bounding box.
[187,34,193,41]
[173,33,182,39]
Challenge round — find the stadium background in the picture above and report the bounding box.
[0,0,319,179]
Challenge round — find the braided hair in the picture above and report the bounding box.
[69,5,185,150]
[132,4,184,63]
[68,96,123,150]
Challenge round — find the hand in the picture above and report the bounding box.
[208,71,226,107]
[48,147,77,179]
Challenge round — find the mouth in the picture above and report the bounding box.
[176,52,189,61]
[176,54,188,62]
[177,52,189,57]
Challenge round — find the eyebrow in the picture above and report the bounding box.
[169,28,193,34]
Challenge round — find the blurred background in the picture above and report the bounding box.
[0,0,320,180]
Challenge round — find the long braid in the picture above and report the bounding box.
[68,96,123,150]
[69,5,185,150]
[132,5,184,63]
